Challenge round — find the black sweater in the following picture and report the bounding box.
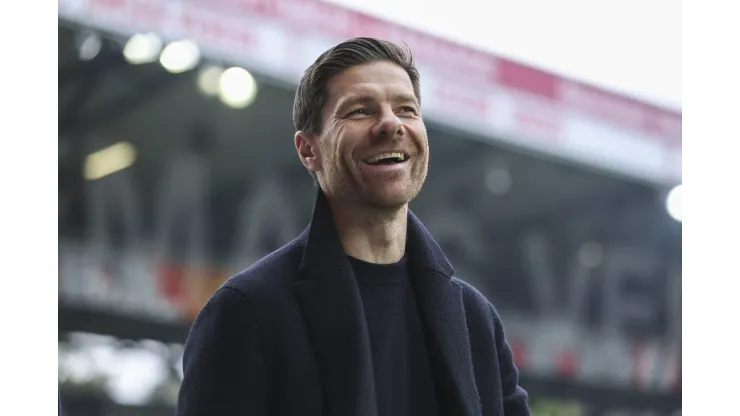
[350,255,439,416]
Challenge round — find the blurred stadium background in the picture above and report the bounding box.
[58,1,682,415]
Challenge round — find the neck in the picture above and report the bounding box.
[326,197,408,264]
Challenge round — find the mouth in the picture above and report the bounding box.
[363,152,410,166]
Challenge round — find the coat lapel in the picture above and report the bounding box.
[293,192,377,416]
[406,212,483,416]
[293,191,481,416]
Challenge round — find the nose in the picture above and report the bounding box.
[370,107,404,139]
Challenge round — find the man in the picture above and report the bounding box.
[177,37,530,416]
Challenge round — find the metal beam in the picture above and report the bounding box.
[59,46,126,134]
[64,69,189,137]
[59,301,191,344]
[58,47,124,90]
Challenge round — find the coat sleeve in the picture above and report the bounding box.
[176,286,269,416]
[489,304,530,416]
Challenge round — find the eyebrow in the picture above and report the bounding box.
[337,93,419,111]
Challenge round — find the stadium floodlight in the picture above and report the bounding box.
[77,33,103,61]
[123,33,162,65]
[218,67,258,109]
[197,65,224,96]
[159,39,201,74]
[84,142,137,181]
[666,183,682,223]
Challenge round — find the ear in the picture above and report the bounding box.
[295,131,322,174]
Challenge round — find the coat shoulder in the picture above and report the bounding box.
[452,277,493,309]
[452,277,505,326]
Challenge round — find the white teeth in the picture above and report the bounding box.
[366,152,406,164]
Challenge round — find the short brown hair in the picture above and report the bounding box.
[292,37,421,134]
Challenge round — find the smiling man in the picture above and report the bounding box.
[177,37,530,416]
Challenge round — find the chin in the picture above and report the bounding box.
[369,196,409,210]
[367,186,421,210]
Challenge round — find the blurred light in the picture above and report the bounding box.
[107,348,168,405]
[197,65,224,96]
[88,344,118,375]
[578,241,604,268]
[666,184,682,222]
[176,348,185,380]
[78,34,103,61]
[123,33,162,64]
[160,39,201,74]
[84,142,137,181]
[59,349,97,383]
[218,67,258,108]
[485,167,512,196]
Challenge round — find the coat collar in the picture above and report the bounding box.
[297,190,454,280]
[293,191,481,416]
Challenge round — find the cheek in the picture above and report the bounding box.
[324,144,352,175]
[406,122,428,150]
[318,125,345,167]
[334,127,362,167]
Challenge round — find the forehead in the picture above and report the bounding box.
[325,61,415,103]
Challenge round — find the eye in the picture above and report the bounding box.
[348,108,370,116]
[399,106,418,115]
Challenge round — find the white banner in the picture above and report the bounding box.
[59,0,682,185]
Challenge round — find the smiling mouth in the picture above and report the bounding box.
[364,152,409,165]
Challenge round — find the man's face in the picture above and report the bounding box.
[297,61,429,210]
